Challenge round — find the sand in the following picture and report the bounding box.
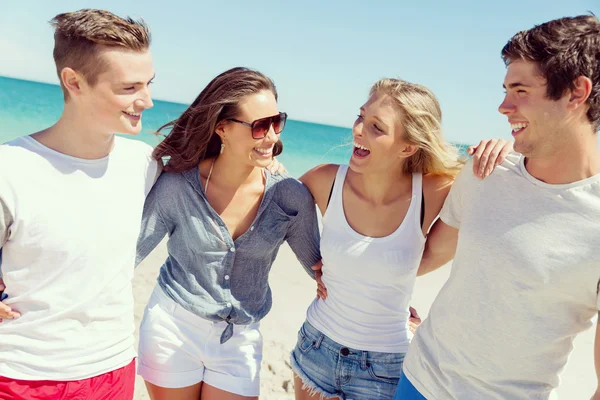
[132,242,597,399]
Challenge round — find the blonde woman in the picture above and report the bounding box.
[291,78,511,399]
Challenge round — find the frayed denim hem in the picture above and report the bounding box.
[290,350,342,400]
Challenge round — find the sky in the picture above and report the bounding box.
[1,0,598,144]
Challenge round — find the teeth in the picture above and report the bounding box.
[510,122,528,130]
[255,147,272,154]
[124,111,141,117]
[353,141,370,151]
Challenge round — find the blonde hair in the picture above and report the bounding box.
[370,78,464,177]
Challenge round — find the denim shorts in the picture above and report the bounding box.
[290,321,404,400]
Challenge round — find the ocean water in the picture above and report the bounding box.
[0,76,466,177]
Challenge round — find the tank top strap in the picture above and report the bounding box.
[323,164,349,221]
[412,172,424,231]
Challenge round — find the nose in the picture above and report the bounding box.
[135,86,154,109]
[264,124,279,142]
[498,95,515,115]
[352,119,364,138]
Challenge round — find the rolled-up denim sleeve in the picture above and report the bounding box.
[285,182,321,279]
[135,182,170,266]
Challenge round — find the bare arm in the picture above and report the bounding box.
[417,218,459,276]
[593,314,600,400]
[299,164,338,216]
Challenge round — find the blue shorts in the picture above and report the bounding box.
[393,372,427,399]
[290,320,405,399]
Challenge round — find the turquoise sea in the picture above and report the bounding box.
[0,76,467,177]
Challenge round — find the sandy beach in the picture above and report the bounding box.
[132,242,597,399]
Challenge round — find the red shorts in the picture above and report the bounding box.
[0,359,136,400]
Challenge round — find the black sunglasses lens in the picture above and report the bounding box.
[252,118,271,138]
[272,113,286,134]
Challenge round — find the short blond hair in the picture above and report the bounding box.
[50,9,151,100]
[370,78,464,177]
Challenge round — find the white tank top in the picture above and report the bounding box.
[306,165,426,353]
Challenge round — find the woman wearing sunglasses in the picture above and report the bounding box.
[134,67,321,400]
[290,78,512,399]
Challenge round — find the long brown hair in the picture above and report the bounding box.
[154,67,283,172]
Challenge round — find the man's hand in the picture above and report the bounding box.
[408,306,421,334]
[0,278,20,322]
[312,260,327,299]
[467,139,514,179]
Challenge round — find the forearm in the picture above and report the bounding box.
[135,201,169,267]
[417,246,454,276]
[417,219,458,277]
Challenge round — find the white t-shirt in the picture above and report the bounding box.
[404,153,600,400]
[0,135,158,380]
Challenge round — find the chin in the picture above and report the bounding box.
[121,125,143,136]
[348,157,367,173]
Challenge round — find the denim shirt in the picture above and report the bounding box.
[136,168,321,343]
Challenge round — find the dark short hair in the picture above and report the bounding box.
[502,14,600,130]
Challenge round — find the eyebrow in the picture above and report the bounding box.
[120,74,156,86]
[502,82,531,89]
[359,107,389,127]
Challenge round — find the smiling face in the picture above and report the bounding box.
[72,47,155,136]
[219,90,282,169]
[350,92,413,174]
[498,60,571,158]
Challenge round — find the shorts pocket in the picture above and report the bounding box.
[367,359,403,385]
[295,325,316,355]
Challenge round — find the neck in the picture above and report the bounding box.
[347,165,411,205]
[31,106,116,159]
[525,127,600,184]
[210,152,264,189]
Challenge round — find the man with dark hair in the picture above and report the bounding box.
[0,9,159,399]
[395,14,600,400]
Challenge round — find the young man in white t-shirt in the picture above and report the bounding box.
[395,15,600,400]
[0,9,159,399]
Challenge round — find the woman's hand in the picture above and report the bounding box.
[0,278,20,322]
[267,157,288,175]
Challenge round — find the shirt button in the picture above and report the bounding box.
[226,302,232,307]
[230,247,235,252]
[224,275,230,280]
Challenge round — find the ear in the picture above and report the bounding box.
[567,76,592,111]
[61,67,85,97]
[214,120,228,142]
[398,143,419,159]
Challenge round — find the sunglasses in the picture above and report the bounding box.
[228,112,287,139]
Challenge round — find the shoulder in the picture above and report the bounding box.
[270,174,314,209]
[423,173,454,202]
[271,173,310,194]
[150,170,189,199]
[0,136,41,171]
[114,137,154,160]
[298,163,340,200]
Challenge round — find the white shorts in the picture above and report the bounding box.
[137,285,263,396]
